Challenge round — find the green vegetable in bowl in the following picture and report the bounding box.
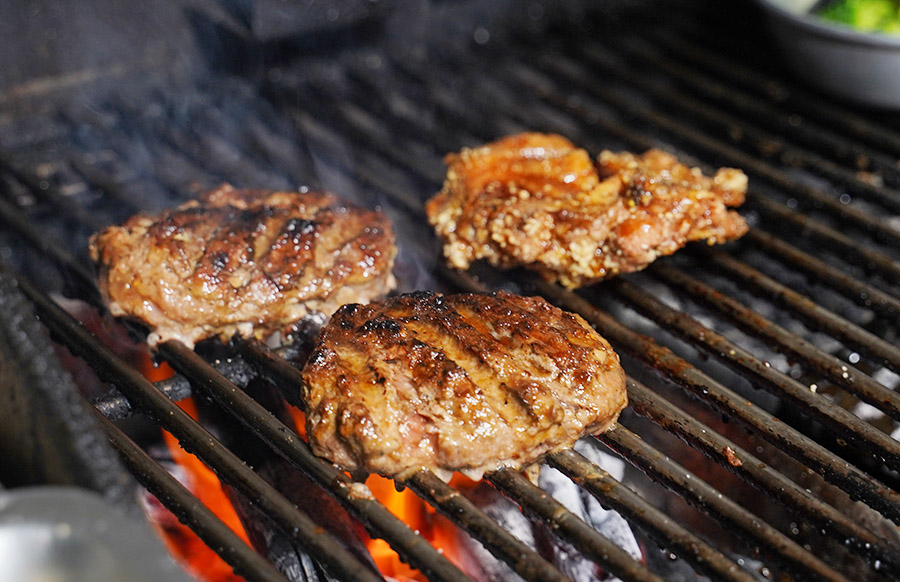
[815,0,900,33]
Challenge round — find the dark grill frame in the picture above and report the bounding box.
[1,2,899,581]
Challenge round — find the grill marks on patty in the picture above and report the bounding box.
[89,184,397,348]
[301,291,627,479]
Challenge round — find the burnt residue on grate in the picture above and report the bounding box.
[1,1,899,581]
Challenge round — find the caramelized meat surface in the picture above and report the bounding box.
[426,133,748,288]
[90,184,397,347]
[301,291,626,479]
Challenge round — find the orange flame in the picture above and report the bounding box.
[137,352,250,582]
[159,398,251,582]
[147,361,476,582]
[285,404,473,581]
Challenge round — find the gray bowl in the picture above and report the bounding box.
[755,0,900,108]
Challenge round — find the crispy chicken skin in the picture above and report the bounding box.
[89,184,397,348]
[301,290,627,479]
[426,133,748,288]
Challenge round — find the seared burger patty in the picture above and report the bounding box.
[90,184,397,347]
[426,132,748,288]
[301,290,626,479]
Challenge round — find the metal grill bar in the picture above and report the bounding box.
[622,379,896,575]
[547,448,758,582]
[87,405,289,582]
[610,273,900,449]
[487,464,740,582]
[528,277,900,524]
[742,228,900,326]
[364,46,900,300]
[743,194,900,287]
[425,40,899,276]
[280,63,900,521]
[599,426,850,582]
[512,44,900,250]
[502,82,900,287]
[12,274,386,582]
[0,150,109,233]
[0,194,100,303]
[439,267,897,575]
[694,245,900,375]
[1,5,898,582]
[485,468,664,582]
[157,340,478,582]
[400,471,574,582]
[268,56,900,580]
[1,191,654,582]
[649,30,900,161]
[235,339,656,582]
[598,36,900,206]
[645,262,900,419]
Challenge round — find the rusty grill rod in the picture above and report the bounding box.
[0,150,109,233]
[488,463,756,582]
[398,471,571,582]
[3,18,892,582]
[742,193,900,288]
[277,69,900,545]
[0,140,497,581]
[432,270,784,581]
[482,468,666,582]
[741,228,900,327]
[528,276,900,526]
[445,268,898,575]
[0,176,635,582]
[86,405,289,582]
[622,378,896,576]
[644,262,900,420]
[12,274,386,582]
[238,341,659,582]
[465,44,900,280]
[693,245,900,375]
[594,36,900,207]
[650,29,900,162]
[0,194,101,304]
[599,425,850,582]
[268,75,900,544]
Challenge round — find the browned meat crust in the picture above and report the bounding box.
[426,132,749,288]
[89,184,397,348]
[301,290,626,479]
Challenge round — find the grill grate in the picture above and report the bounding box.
[1,2,899,581]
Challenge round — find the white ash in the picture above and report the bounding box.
[456,439,640,582]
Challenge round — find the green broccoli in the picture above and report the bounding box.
[817,0,900,33]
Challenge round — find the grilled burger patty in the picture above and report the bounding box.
[301,290,627,479]
[426,132,749,288]
[89,184,397,348]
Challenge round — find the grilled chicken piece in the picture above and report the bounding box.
[426,132,748,288]
[301,290,626,479]
[89,184,397,348]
